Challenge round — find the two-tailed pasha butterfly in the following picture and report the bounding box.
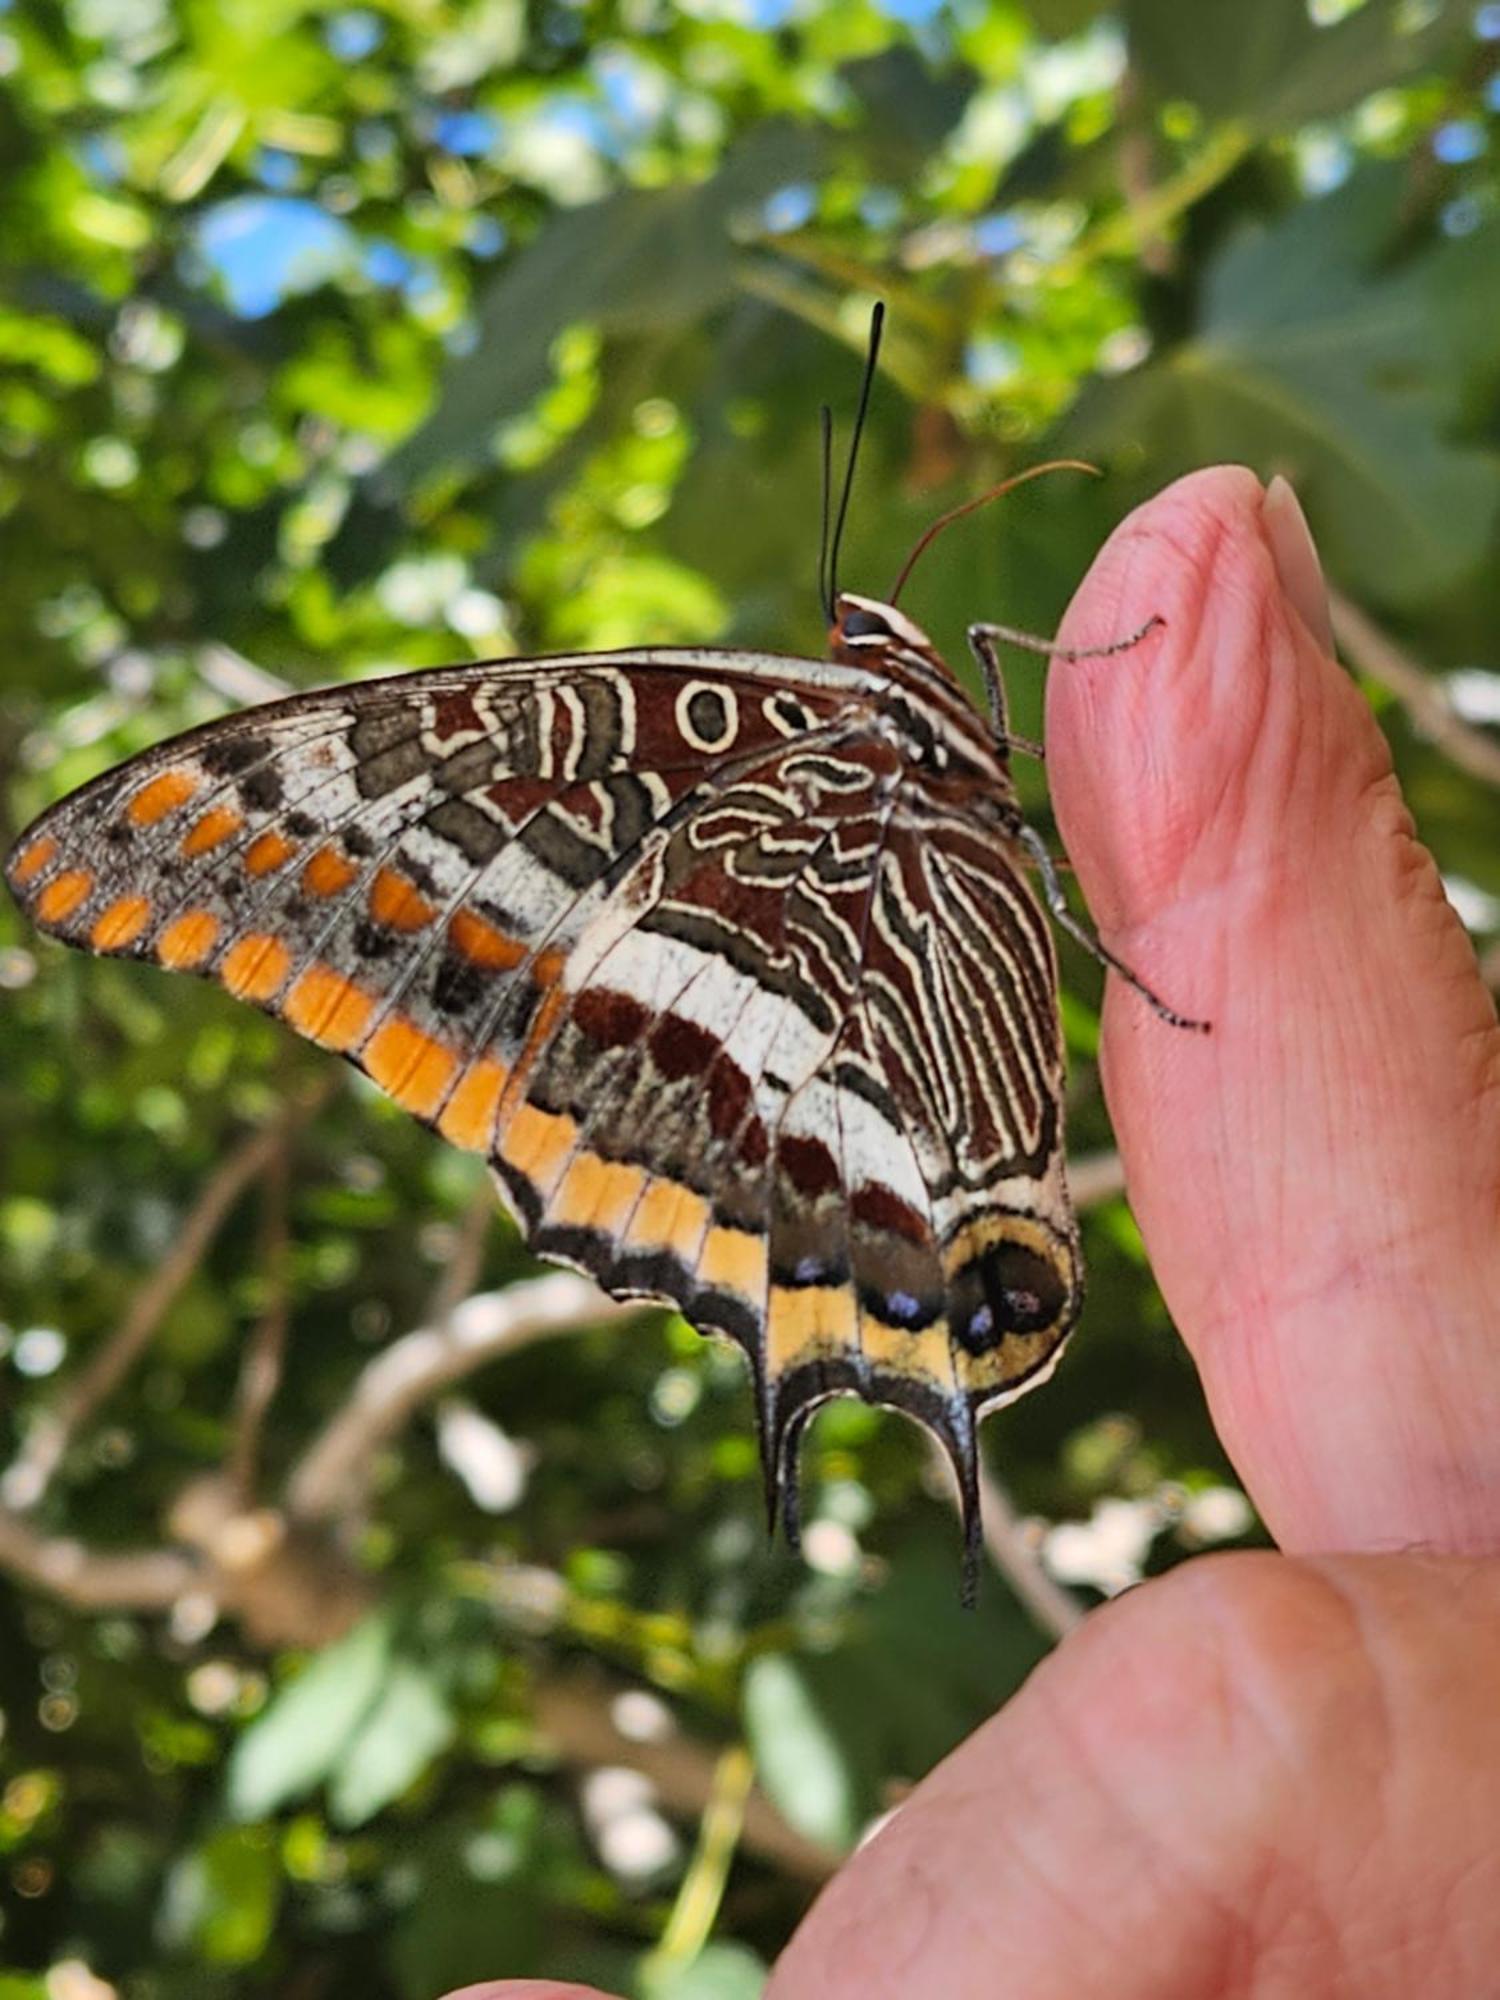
[7,306,1205,1599]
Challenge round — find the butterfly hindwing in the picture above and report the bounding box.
[8,635,1082,1568]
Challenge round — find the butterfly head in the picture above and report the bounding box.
[829,591,952,679]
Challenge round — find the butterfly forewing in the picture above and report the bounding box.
[7,634,1082,1569]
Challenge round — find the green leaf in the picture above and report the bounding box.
[390,1832,546,1997]
[386,121,828,487]
[1025,0,1112,33]
[1127,0,1468,129]
[840,1537,1053,1773]
[840,49,974,183]
[743,1537,1051,1853]
[1067,166,1500,606]
[642,1941,769,2000]
[326,1659,456,1828]
[226,1611,393,1821]
[160,1826,281,1967]
[742,1654,865,1851]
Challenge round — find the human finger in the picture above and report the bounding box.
[770,1549,1500,1997]
[1045,467,1500,1553]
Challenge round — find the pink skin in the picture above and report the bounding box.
[447,468,1500,2000]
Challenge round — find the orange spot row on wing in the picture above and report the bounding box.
[220,932,292,1002]
[550,1153,647,1236]
[302,845,359,898]
[245,830,299,877]
[447,907,527,971]
[283,963,375,1051]
[9,834,57,888]
[91,895,151,951]
[127,768,199,826]
[497,1102,578,1199]
[625,1177,710,1267]
[35,869,94,925]
[444,911,568,991]
[364,1016,459,1119]
[436,1059,510,1153]
[699,1225,767,1302]
[496,979,570,1130]
[180,804,243,858]
[368,866,436,932]
[767,1283,858,1372]
[157,909,221,968]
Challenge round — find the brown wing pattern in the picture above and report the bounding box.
[7,641,1079,1584]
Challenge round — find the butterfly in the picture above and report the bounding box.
[5,306,1205,1599]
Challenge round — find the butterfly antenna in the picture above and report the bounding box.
[888,458,1103,607]
[818,403,835,623]
[826,299,886,613]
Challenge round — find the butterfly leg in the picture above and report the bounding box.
[965,625,1044,759]
[968,613,1166,752]
[1016,821,1211,1033]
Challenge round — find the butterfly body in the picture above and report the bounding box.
[8,594,1082,1577]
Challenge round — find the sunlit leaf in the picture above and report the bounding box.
[742,1653,865,1851]
[326,1659,456,1828]
[643,1941,770,2000]
[226,1612,393,1821]
[160,1826,281,1966]
[1068,166,1500,605]
[1127,0,1467,128]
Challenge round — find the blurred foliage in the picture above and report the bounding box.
[1,0,1498,1993]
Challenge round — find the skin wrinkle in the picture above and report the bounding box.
[901,1794,1111,2000]
[775,1594,1232,2000]
[1023,1596,1260,1991]
[998,1665,1204,1974]
[1293,1559,1500,1995]
[1054,481,1257,923]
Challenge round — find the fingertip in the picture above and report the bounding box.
[1047,463,1387,942]
[1043,466,1500,1556]
[1262,475,1335,657]
[440,1985,619,2000]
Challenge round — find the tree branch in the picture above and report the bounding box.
[226,1135,294,1503]
[287,1269,632,1524]
[0,1507,197,1612]
[533,1668,839,1885]
[977,1463,1084,1639]
[1071,1148,1125,1210]
[1330,586,1500,789]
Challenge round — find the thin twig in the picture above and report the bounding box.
[1071,1148,1125,1209]
[225,1137,294,1503]
[424,1171,497,1328]
[287,1270,632,1524]
[645,1743,756,1975]
[1114,65,1173,277]
[1330,587,1500,789]
[977,1462,1084,1639]
[4,1082,334,1512]
[1048,121,1253,286]
[194,642,293,708]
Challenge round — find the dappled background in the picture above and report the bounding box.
[2,0,1499,1994]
